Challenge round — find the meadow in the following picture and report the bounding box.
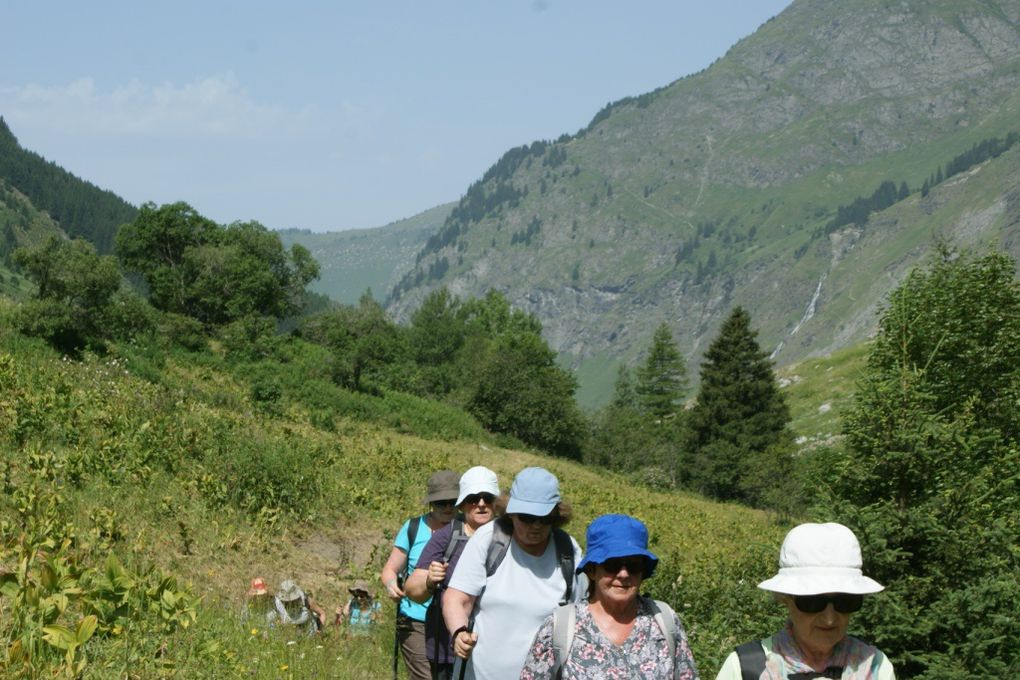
[0,305,802,678]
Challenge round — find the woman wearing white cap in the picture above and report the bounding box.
[442,467,586,680]
[716,522,895,680]
[404,466,502,680]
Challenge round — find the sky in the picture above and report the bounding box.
[2,1,791,232]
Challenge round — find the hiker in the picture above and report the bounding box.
[381,469,460,680]
[405,466,501,680]
[335,579,382,635]
[265,579,326,635]
[443,467,585,680]
[240,577,273,626]
[715,522,896,679]
[520,514,699,679]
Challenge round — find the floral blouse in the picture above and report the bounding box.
[520,597,700,680]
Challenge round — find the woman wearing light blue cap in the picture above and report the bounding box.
[521,514,699,679]
[443,467,585,680]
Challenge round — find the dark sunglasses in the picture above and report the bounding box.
[515,513,555,525]
[793,593,864,614]
[432,499,456,508]
[600,558,645,575]
[463,493,495,505]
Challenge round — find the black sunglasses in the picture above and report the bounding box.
[463,493,495,505]
[793,593,864,614]
[600,558,645,575]
[515,513,555,525]
[432,499,456,508]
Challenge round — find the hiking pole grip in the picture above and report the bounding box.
[454,619,474,680]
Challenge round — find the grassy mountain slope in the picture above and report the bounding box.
[0,118,137,254]
[386,0,1020,408]
[277,203,454,305]
[0,177,65,297]
[0,306,788,677]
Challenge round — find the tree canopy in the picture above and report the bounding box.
[823,246,1020,678]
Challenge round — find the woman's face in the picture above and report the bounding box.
[782,594,852,658]
[459,492,495,529]
[590,556,644,608]
[430,499,457,524]
[510,513,553,552]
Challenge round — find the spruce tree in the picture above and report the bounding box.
[687,306,791,503]
[635,322,688,419]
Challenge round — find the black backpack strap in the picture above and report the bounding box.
[402,515,425,582]
[736,640,766,680]
[552,528,575,605]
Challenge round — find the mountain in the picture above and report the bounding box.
[277,202,454,305]
[385,0,1020,407]
[0,117,137,254]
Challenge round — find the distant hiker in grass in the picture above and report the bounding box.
[404,466,501,680]
[521,514,699,679]
[381,469,460,680]
[241,577,273,627]
[335,579,382,636]
[265,579,326,635]
[443,467,585,680]
[715,523,895,680]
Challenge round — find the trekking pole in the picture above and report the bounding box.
[392,574,403,680]
[455,618,474,680]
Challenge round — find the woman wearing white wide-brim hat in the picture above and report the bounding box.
[715,523,896,680]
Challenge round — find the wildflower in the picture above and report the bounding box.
[251,628,258,636]
[280,665,288,671]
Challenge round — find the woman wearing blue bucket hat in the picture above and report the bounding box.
[521,514,699,679]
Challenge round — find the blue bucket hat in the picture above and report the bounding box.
[506,467,560,516]
[576,514,659,578]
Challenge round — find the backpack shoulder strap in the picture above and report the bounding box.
[550,603,576,680]
[485,516,514,576]
[403,515,424,578]
[442,517,466,564]
[650,600,677,659]
[551,528,575,604]
[736,640,767,680]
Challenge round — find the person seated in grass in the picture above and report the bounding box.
[335,580,382,636]
[266,579,327,635]
[241,577,273,627]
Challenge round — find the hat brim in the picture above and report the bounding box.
[506,497,557,516]
[758,567,884,595]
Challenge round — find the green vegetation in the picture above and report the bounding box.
[819,246,1020,678]
[0,117,136,253]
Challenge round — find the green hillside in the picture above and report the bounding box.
[0,302,786,678]
[277,203,454,305]
[0,118,137,254]
[385,0,1020,408]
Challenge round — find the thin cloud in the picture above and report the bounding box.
[0,73,356,141]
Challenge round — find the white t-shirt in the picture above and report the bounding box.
[448,520,585,680]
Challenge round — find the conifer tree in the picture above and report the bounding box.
[687,306,791,503]
[635,322,688,419]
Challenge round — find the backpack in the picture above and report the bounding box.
[484,515,575,605]
[550,599,678,678]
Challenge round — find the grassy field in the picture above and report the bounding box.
[0,310,809,678]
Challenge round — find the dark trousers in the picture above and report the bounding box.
[430,661,453,680]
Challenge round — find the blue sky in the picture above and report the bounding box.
[2,1,791,232]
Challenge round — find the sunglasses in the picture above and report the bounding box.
[463,493,495,505]
[599,558,645,575]
[793,593,864,614]
[515,513,555,525]
[432,499,456,509]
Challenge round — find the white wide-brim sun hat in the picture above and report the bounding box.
[757,522,884,596]
[455,466,500,507]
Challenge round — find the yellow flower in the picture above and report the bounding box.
[280,664,289,671]
[251,628,258,636]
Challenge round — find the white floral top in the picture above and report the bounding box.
[520,598,700,680]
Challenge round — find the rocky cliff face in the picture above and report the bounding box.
[388,0,1020,405]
